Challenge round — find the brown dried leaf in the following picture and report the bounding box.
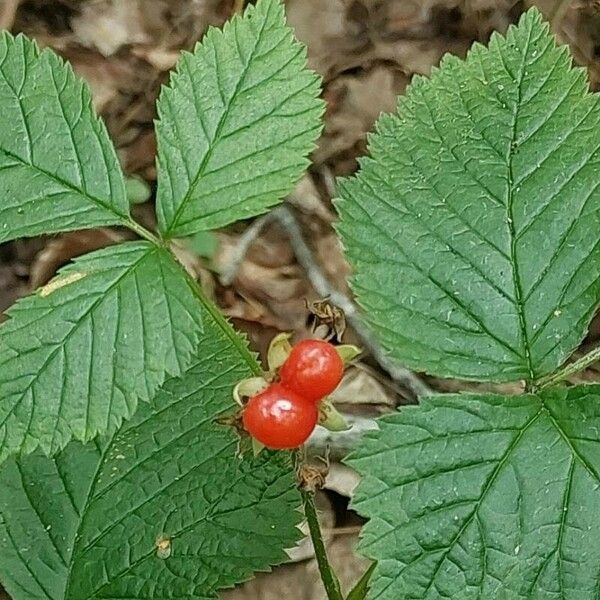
[329,367,394,408]
[315,66,409,171]
[288,175,336,223]
[0,0,20,29]
[324,463,361,498]
[71,0,149,57]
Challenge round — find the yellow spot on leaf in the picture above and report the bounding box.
[40,272,86,297]
[155,535,172,559]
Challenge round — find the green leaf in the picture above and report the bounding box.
[0,32,129,243]
[0,311,300,600]
[0,241,204,463]
[336,8,600,382]
[348,386,600,599]
[155,0,323,238]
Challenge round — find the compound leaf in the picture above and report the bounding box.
[337,9,600,382]
[0,241,204,463]
[0,311,300,600]
[155,0,323,238]
[0,32,129,243]
[348,386,600,599]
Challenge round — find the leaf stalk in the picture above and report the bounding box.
[301,487,344,600]
[538,345,600,389]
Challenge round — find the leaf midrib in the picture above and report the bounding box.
[0,146,128,222]
[418,405,543,598]
[505,19,536,384]
[62,439,112,600]
[162,2,271,238]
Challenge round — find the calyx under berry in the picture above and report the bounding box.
[234,333,361,451]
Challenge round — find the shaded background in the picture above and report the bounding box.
[0,0,599,598]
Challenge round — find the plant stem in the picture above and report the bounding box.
[537,345,600,389]
[180,266,262,376]
[124,218,163,246]
[149,215,342,598]
[301,488,344,600]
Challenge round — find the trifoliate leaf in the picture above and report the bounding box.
[155,0,323,238]
[0,241,204,463]
[337,8,600,382]
[348,386,600,599]
[0,311,300,600]
[0,32,130,243]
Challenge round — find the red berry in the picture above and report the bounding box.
[242,383,318,449]
[279,339,344,402]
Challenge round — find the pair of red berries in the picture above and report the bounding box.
[242,339,344,449]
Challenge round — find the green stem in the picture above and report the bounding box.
[301,488,344,600]
[124,217,163,246]
[127,214,341,597]
[122,216,261,373]
[182,251,342,598]
[537,345,600,389]
[183,268,262,376]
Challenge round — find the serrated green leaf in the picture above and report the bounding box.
[0,312,300,600]
[155,0,323,238]
[348,386,600,599]
[337,8,600,382]
[0,32,130,243]
[0,241,204,462]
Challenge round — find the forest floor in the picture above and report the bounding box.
[1,0,600,598]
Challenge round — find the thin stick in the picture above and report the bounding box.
[537,345,600,390]
[272,205,433,399]
[219,213,274,285]
[301,489,344,600]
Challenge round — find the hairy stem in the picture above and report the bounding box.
[537,345,600,389]
[301,488,344,600]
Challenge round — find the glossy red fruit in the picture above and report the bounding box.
[280,339,344,402]
[242,383,318,449]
